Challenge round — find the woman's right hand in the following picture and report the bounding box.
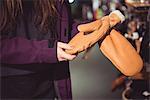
[57,42,76,61]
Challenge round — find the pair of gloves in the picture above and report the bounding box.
[65,10,143,76]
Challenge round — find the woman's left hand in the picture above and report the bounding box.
[57,42,76,61]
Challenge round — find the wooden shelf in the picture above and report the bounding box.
[125,0,150,7]
[125,0,150,13]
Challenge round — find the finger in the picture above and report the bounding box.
[77,19,102,32]
[59,57,67,61]
[58,42,73,50]
[60,49,76,60]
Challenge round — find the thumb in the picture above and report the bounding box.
[77,19,102,32]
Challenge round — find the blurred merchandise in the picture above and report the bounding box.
[69,0,149,99]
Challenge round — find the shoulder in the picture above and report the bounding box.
[55,0,70,12]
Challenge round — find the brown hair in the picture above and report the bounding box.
[0,0,63,37]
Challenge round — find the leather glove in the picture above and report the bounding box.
[66,10,125,54]
[99,29,143,76]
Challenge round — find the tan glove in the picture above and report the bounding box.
[111,72,144,91]
[111,75,126,91]
[66,10,125,55]
[65,18,107,54]
[77,19,102,33]
[100,29,143,76]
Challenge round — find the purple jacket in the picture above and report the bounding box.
[0,0,79,99]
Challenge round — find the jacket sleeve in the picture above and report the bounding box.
[71,21,80,38]
[0,37,58,64]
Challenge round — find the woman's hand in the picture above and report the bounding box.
[57,42,76,61]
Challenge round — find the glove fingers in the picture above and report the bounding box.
[100,29,143,76]
[77,19,102,32]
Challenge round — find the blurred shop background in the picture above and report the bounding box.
[68,0,150,100]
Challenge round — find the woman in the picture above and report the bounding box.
[124,19,141,53]
[0,0,78,99]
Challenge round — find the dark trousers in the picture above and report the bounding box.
[1,74,56,100]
